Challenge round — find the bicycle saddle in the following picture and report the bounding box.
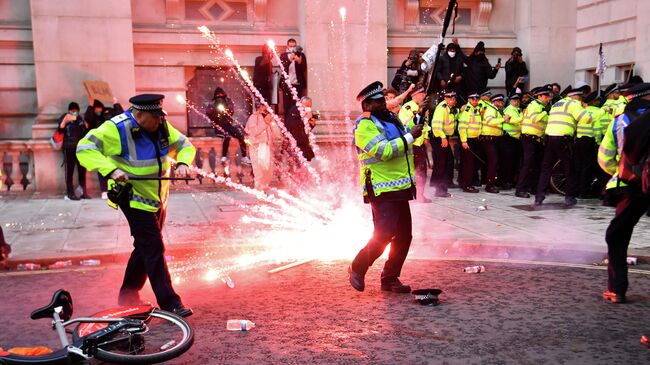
[30,289,73,321]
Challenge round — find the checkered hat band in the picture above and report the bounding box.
[132,104,162,111]
[363,85,383,100]
[632,89,650,99]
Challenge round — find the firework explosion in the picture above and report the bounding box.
[167,24,372,287]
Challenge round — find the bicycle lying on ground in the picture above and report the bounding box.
[0,289,194,364]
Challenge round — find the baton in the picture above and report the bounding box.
[467,147,486,165]
[127,176,195,181]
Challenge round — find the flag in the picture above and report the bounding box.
[595,43,607,77]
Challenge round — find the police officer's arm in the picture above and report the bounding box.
[166,121,196,167]
[597,123,618,176]
[484,107,504,127]
[430,105,447,139]
[76,122,122,178]
[506,108,523,126]
[457,107,469,143]
[355,119,414,162]
[571,101,592,125]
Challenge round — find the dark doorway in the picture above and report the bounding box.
[186,67,253,137]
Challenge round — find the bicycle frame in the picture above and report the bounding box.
[0,305,153,365]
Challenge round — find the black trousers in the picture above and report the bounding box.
[64,148,86,196]
[605,189,650,295]
[575,136,597,196]
[429,136,453,193]
[480,136,500,188]
[118,202,181,311]
[97,173,108,193]
[536,136,578,201]
[459,138,478,189]
[220,123,248,158]
[413,145,428,199]
[282,83,304,120]
[516,135,544,194]
[499,134,520,187]
[351,199,412,282]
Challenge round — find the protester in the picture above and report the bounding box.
[245,103,275,191]
[436,43,464,92]
[280,38,308,119]
[461,41,500,99]
[206,87,250,166]
[285,96,316,161]
[253,44,274,103]
[385,84,415,113]
[505,47,529,95]
[391,49,424,94]
[0,226,10,267]
[58,102,89,200]
[77,94,195,317]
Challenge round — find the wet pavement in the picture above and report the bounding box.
[1,259,649,364]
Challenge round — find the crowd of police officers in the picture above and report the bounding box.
[394,78,639,207]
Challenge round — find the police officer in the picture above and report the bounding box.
[348,81,423,293]
[500,93,523,189]
[429,90,458,197]
[480,94,505,193]
[457,92,482,193]
[398,84,430,203]
[599,83,650,303]
[535,85,591,206]
[77,94,196,317]
[515,86,552,198]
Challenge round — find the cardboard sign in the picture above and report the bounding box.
[83,80,114,104]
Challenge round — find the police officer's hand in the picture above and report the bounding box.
[175,164,190,177]
[504,114,511,122]
[410,124,424,139]
[441,138,449,148]
[462,142,469,150]
[110,169,129,182]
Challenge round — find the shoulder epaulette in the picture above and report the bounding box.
[110,113,129,124]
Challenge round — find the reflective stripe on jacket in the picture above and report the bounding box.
[76,110,196,212]
[521,99,548,137]
[457,104,482,142]
[398,100,428,146]
[354,112,415,198]
[481,103,504,137]
[545,97,591,136]
[503,104,522,139]
[430,101,456,138]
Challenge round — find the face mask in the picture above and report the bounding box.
[448,51,456,58]
[95,111,102,116]
[71,112,78,117]
[287,47,296,53]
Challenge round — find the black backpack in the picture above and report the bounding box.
[618,108,650,193]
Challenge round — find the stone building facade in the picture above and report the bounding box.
[0,0,648,193]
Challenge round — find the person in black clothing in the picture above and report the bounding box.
[280,38,308,119]
[58,102,89,200]
[435,43,464,92]
[461,41,500,98]
[253,44,274,103]
[84,99,124,198]
[0,226,10,268]
[205,87,250,165]
[504,47,529,95]
[391,49,423,94]
[285,96,315,161]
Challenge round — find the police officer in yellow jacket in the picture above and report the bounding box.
[398,84,431,203]
[535,85,592,206]
[516,86,552,198]
[480,94,505,193]
[77,94,196,317]
[457,92,482,193]
[429,90,458,197]
[575,91,604,198]
[348,81,423,294]
[500,93,523,189]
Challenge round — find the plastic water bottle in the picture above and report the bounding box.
[463,265,485,273]
[17,263,41,271]
[80,259,100,266]
[226,320,255,331]
[48,260,72,269]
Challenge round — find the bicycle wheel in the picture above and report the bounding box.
[93,309,193,364]
[549,159,566,195]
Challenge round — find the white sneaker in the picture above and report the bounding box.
[241,156,252,165]
[101,192,108,200]
[220,156,229,163]
[64,195,70,201]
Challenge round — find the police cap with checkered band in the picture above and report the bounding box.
[129,94,167,117]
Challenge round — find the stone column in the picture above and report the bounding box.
[300,0,388,127]
[29,0,136,192]
[514,0,577,88]
[634,1,650,79]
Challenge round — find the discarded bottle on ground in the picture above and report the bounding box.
[463,265,485,273]
[17,263,41,271]
[79,259,100,266]
[49,260,72,269]
[227,319,255,331]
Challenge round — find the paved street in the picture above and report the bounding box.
[1,188,649,264]
[1,259,649,364]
